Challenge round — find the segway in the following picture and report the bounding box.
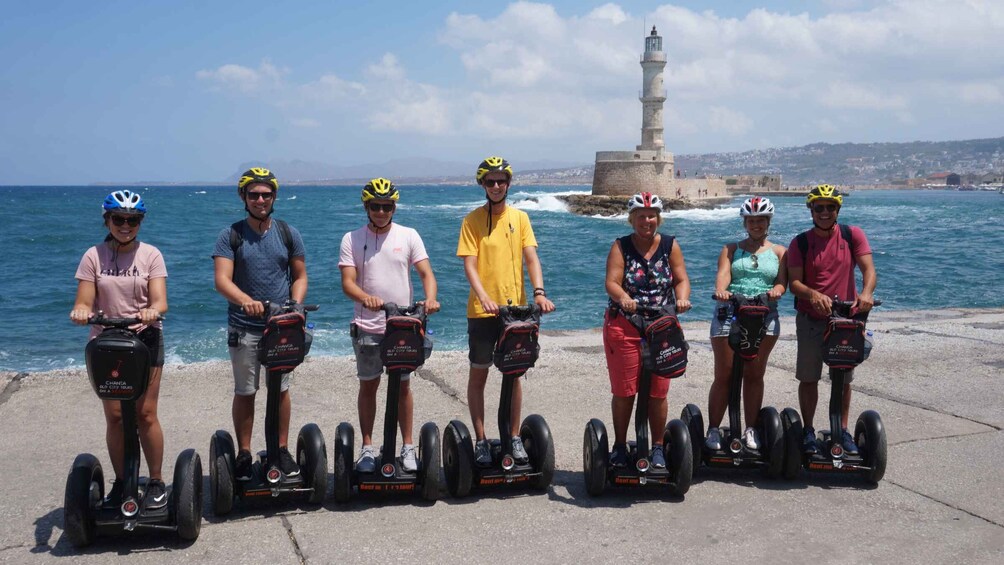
[781,299,886,484]
[63,314,201,547]
[583,304,693,497]
[443,305,555,497]
[681,294,785,478]
[209,301,327,515]
[332,302,441,503]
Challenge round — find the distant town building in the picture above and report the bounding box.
[591,26,726,201]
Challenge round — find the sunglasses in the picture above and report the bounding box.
[483,178,509,188]
[750,253,759,269]
[812,204,838,213]
[368,203,395,213]
[246,191,275,201]
[110,215,142,227]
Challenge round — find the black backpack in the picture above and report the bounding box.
[493,307,541,375]
[638,308,689,379]
[793,223,855,309]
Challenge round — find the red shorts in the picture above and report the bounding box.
[603,310,671,399]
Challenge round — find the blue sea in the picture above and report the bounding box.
[1,186,1001,372]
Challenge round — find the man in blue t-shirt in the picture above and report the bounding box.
[212,168,308,481]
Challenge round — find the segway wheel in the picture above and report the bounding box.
[63,453,103,547]
[172,448,203,541]
[332,422,354,503]
[419,421,441,502]
[209,430,235,516]
[521,414,555,491]
[759,406,785,479]
[855,410,887,484]
[680,404,705,468]
[583,419,608,496]
[297,423,328,504]
[780,408,803,480]
[442,420,473,498]
[663,419,693,496]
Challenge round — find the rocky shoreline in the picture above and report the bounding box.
[555,193,730,216]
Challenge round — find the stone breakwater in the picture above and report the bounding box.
[556,193,729,216]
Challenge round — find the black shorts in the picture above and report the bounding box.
[137,327,165,367]
[467,317,502,368]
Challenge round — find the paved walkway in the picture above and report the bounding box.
[1,308,1001,563]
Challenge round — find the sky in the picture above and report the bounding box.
[2,0,1002,184]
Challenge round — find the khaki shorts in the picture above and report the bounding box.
[795,312,854,384]
[353,330,412,382]
[228,326,292,396]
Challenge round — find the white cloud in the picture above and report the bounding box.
[708,106,753,135]
[959,83,1004,104]
[195,61,285,94]
[819,82,907,110]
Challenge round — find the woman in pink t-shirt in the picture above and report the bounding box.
[69,190,169,508]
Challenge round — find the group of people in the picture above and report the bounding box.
[601,183,875,470]
[70,155,875,506]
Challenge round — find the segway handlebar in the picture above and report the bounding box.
[262,300,318,317]
[87,313,164,328]
[831,297,881,319]
[498,303,541,318]
[382,302,427,319]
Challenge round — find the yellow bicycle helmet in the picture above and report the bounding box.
[361,178,400,202]
[238,167,279,195]
[806,184,843,207]
[476,156,513,184]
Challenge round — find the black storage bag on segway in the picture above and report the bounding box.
[86,328,151,401]
[258,311,307,372]
[380,314,427,372]
[493,309,541,375]
[822,317,866,369]
[643,310,689,378]
[728,297,770,361]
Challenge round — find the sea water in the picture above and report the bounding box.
[0,186,1001,371]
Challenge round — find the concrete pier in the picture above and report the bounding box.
[2,307,1002,563]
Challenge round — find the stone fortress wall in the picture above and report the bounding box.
[593,150,727,200]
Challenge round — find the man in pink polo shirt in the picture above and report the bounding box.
[787,184,877,456]
[338,178,440,474]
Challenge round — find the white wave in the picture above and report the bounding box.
[665,207,736,221]
[287,195,297,200]
[592,213,629,221]
[193,190,207,194]
[512,194,569,212]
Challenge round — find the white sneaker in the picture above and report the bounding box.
[356,445,376,473]
[705,427,722,451]
[742,427,760,450]
[400,444,418,472]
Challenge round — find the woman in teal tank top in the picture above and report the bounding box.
[705,198,788,452]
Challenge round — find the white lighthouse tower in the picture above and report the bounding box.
[638,26,666,153]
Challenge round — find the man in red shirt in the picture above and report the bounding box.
[787,184,877,455]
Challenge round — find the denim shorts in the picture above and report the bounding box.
[352,330,412,382]
[710,300,781,338]
[228,326,291,396]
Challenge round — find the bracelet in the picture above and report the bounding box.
[533,288,546,297]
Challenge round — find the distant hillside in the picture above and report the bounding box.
[227,137,1004,186]
[673,137,1004,185]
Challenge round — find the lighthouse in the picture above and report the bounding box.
[590,26,727,201]
[638,26,666,152]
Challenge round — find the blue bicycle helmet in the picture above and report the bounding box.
[102,190,146,214]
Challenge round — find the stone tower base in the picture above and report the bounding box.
[591,150,727,200]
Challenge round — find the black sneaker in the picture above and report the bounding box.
[143,479,168,509]
[278,446,300,477]
[803,427,819,455]
[609,443,628,467]
[650,444,667,469]
[235,450,253,482]
[840,429,860,455]
[104,479,124,506]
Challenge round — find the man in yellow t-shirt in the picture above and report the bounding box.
[456,156,556,467]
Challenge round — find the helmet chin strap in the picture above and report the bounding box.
[368,212,392,230]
